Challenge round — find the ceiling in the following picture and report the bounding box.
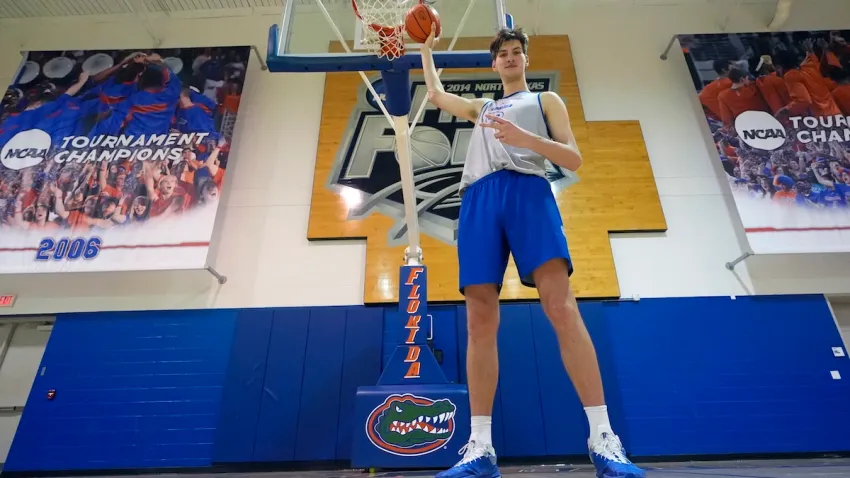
[0,0,350,19]
[0,0,779,20]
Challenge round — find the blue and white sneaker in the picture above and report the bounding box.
[588,431,645,478]
[435,440,501,478]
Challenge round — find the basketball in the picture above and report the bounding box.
[405,3,441,44]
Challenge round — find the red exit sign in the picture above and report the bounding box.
[0,295,16,307]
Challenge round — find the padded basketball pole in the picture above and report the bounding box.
[383,68,423,265]
[311,0,423,263]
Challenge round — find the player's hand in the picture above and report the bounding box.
[78,71,90,83]
[123,52,144,64]
[422,24,438,50]
[481,114,535,148]
[802,38,815,52]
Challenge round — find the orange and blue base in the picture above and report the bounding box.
[352,265,470,469]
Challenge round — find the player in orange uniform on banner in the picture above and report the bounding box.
[681,30,850,255]
[0,47,249,273]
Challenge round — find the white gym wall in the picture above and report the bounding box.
[830,296,850,348]
[1,0,850,314]
[0,319,53,463]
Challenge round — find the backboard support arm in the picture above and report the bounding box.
[266,0,511,265]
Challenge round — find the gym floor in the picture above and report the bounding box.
[55,458,850,478]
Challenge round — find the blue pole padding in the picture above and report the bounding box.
[380,69,412,117]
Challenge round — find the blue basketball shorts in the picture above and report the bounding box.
[457,169,574,294]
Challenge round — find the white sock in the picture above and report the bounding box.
[584,405,613,439]
[470,415,493,447]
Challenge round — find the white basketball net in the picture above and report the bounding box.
[353,0,421,60]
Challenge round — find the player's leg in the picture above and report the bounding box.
[464,283,500,436]
[532,261,643,478]
[533,260,605,410]
[506,172,645,478]
[437,174,509,478]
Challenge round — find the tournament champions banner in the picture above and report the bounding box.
[680,30,850,254]
[0,47,249,273]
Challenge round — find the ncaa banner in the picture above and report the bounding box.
[0,47,249,273]
[680,30,850,254]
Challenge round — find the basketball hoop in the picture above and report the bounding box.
[351,0,423,60]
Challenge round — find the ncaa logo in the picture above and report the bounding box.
[328,72,577,246]
[734,110,787,151]
[1,129,51,170]
[365,394,457,456]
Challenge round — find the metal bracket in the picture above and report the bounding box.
[205,266,227,285]
[251,45,268,71]
[725,252,754,271]
[660,35,678,61]
[404,246,424,266]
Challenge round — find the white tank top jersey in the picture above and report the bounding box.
[459,90,560,194]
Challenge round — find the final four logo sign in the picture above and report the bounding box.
[327,72,578,246]
[365,394,457,456]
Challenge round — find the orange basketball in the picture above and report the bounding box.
[405,3,441,44]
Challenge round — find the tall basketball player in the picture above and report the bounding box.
[420,27,645,478]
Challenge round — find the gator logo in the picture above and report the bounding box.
[365,394,456,456]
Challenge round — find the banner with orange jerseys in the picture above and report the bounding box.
[0,46,249,272]
[680,30,850,254]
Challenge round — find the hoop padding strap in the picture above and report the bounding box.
[380,69,412,117]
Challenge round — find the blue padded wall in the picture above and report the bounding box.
[5,294,850,473]
[249,306,383,463]
[5,309,238,472]
[213,309,274,463]
[603,295,850,457]
[251,307,311,462]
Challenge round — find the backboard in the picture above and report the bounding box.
[267,0,511,73]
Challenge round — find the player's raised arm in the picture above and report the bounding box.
[420,28,488,123]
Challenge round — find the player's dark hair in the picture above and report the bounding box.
[489,27,528,61]
[115,62,146,84]
[828,66,850,83]
[713,59,733,75]
[728,68,748,84]
[773,50,798,72]
[97,196,120,219]
[138,65,166,91]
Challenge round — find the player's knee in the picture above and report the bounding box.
[542,297,580,335]
[465,285,500,340]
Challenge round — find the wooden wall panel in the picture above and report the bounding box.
[307,36,666,303]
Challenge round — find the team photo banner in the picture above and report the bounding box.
[0,46,249,273]
[679,30,850,254]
